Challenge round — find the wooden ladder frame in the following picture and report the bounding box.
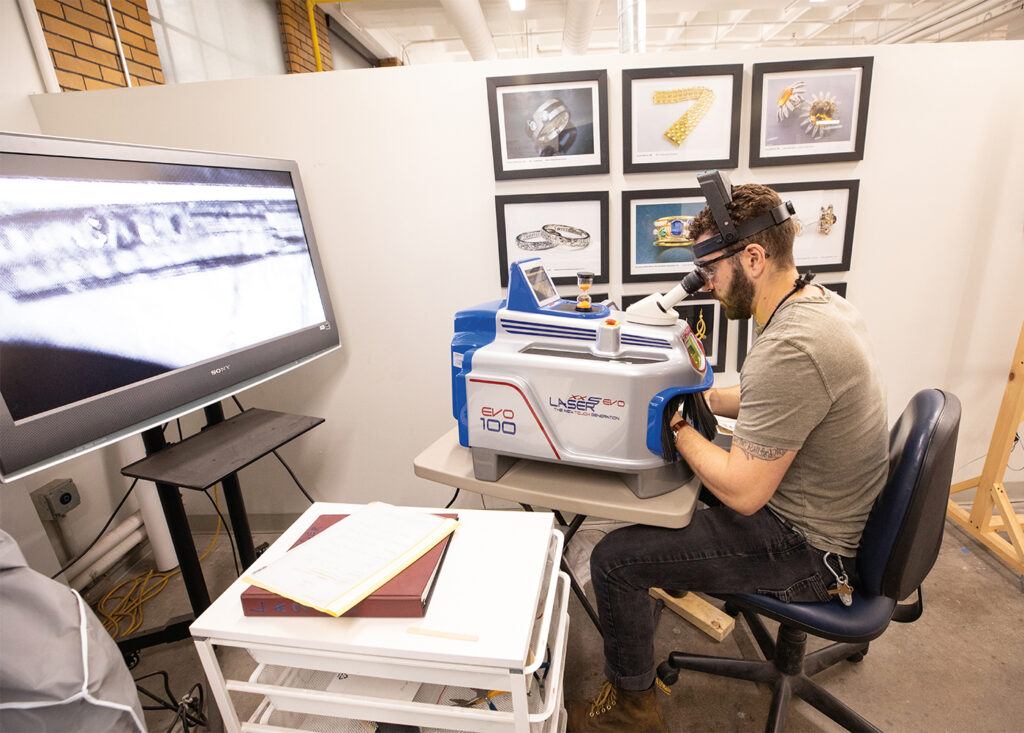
[947,320,1024,575]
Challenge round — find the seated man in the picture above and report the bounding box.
[567,181,888,732]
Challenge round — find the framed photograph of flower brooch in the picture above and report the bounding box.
[749,57,873,167]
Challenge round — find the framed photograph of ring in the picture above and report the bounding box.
[486,69,609,180]
[622,64,742,174]
[621,292,728,370]
[621,187,705,283]
[750,57,873,167]
[770,180,858,273]
[495,191,609,287]
[736,281,848,370]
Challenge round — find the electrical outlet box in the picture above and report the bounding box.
[31,479,80,519]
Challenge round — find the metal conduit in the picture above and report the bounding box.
[618,0,646,53]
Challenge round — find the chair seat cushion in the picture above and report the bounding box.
[717,591,898,643]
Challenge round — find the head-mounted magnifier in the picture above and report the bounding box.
[693,170,797,260]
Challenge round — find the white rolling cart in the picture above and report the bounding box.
[190,503,569,733]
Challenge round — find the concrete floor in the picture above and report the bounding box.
[92,515,1024,732]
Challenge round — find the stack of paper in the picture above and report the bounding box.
[242,503,459,617]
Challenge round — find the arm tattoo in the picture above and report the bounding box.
[734,436,788,462]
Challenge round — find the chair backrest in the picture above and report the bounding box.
[857,389,961,600]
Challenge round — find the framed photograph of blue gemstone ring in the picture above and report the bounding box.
[622,64,742,174]
[621,187,706,283]
[750,57,873,167]
[768,180,859,273]
[736,282,848,370]
[621,292,728,371]
[495,191,609,287]
[486,69,609,180]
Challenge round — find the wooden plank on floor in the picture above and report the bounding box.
[650,588,735,641]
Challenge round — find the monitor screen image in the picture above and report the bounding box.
[0,133,340,482]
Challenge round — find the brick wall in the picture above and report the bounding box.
[276,0,334,74]
[35,0,164,92]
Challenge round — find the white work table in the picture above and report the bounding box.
[190,502,569,732]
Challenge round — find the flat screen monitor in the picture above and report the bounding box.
[0,132,340,482]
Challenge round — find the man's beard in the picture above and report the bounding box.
[719,259,755,320]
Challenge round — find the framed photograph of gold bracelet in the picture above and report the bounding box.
[621,187,706,283]
[622,64,742,174]
[736,282,847,370]
[750,57,873,167]
[495,191,609,287]
[486,70,609,180]
[621,292,728,370]
[768,180,859,273]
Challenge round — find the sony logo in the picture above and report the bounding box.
[210,365,231,375]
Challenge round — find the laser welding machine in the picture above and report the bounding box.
[451,258,712,498]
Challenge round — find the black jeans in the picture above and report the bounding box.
[590,505,835,691]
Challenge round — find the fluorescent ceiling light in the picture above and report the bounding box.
[509,0,526,11]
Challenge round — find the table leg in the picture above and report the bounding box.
[154,481,211,615]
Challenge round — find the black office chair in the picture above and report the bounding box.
[657,388,961,732]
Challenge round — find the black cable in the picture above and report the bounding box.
[204,487,240,577]
[230,395,315,503]
[50,478,139,580]
[444,488,460,509]
[134,671,205,728]
[272,449,314,503]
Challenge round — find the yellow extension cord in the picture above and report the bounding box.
[96,486,225,638]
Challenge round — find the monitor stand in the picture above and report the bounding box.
[115,404,323,661]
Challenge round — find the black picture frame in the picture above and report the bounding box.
[486,69,609,180]
[736,282,848,370]
[621,187,705,283]
[495,191,610,287]
[622,64,742,174]
[750,57,873,167]
[621,292,728,371]
[770,180,858,274]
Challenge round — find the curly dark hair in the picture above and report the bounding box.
[688,183,797,269]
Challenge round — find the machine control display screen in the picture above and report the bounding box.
[523,263,558,306]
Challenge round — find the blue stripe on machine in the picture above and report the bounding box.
[620,335,672,349]
[500,319,597,338]
[502,327,596,341]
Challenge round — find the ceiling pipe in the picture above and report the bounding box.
[438,0,498,60]
[896,0,1014,41]
[618,0,646,53]
[875,0,996,42]
[941,5,1024,39]
[562,0,601,55]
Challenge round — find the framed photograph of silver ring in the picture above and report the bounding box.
[495,191,609,287]
[768,180,859,273]
[621,187,706,283]
[622,64,742,174]
[486,70,609,180]
[750,57,873,167]
[736,282,847,370]
[621,292,728,371]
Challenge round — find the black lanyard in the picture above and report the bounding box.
[762,272,816,332]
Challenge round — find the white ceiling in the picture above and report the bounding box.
[322,0,1024,65]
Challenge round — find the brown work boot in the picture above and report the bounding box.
[566,680,668,732]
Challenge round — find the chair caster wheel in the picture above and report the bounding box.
[656,661,678,686]
[847,644,869,663]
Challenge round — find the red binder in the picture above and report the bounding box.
[240,513,455,618]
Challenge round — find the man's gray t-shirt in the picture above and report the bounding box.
[734,286,888,556]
